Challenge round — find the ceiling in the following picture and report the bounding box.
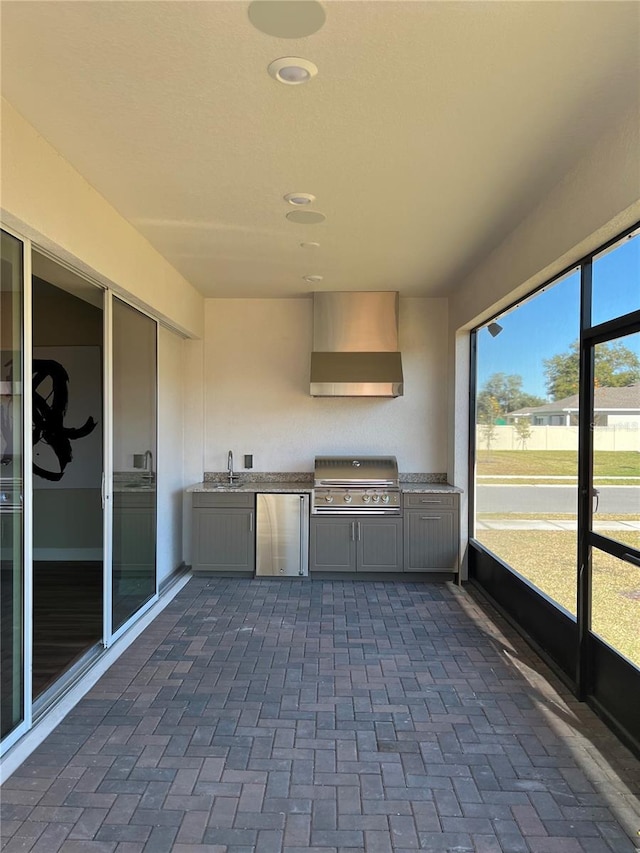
[1,1,639,299]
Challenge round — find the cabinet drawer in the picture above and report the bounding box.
[193,492,254,508]
[403,492,457,509]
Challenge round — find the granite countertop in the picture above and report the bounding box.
[187,478,461,494]
[187,480,313,494]
[399,482,462,494]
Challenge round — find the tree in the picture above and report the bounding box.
[543,340,640,400]
[476,373,545,422]
[514,417,532,450]
[480,396,501,454]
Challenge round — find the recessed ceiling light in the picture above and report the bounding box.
[286,210,326,224]
[300,241,320,248]
[303,275,324,283]
[284,192,316,205]
[248,1,326,38]
[268,57,318,85]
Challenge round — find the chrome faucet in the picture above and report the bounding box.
[143,449,154,483]
[227,450,234,484]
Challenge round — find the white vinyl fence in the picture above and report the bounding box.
[476,424,640,452]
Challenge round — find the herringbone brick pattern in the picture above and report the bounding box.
[1,579,639,852]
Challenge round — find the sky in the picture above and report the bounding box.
[477,232,639,400]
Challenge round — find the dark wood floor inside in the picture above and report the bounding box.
[1,560,154,717]
[32,561,102,698]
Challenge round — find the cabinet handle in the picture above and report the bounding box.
[420,516,441,520]
[249,512,253,533]
[420,499,440,503]
[356,522,361,541]
[351,522,355,540]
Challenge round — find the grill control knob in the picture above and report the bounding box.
[362,495,371,503]
[382,495,390,503]
[325,495,334,503]
[344,495,352,503]
[372,495,380,503]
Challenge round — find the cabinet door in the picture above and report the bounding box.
[192,509,254,572]
[113,499,156,584]
[405,511,458,571]
[309,518,356,572]
[357,518,403,572]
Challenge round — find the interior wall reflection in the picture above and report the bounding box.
[0,230,25,739]
[474,271,580,615]
[31,272,104,699]
[112,298,157,632]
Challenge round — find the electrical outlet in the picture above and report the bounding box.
[244,454,253,469]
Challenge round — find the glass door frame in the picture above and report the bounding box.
[105,290,160,647]
[0,225,33,756]
[102,290,114,646]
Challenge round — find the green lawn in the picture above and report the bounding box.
[477,450,639,479]
[475,527,640,668]
[474,450,640,665]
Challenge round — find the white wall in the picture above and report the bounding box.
[203,297,449,475]
[0,99,204,339]
[157,326,185,583]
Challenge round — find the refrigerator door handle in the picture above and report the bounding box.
[299,496,305,576]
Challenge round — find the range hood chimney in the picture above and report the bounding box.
[310,291,404,397]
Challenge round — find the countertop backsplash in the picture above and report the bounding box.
[204,472,313,484]
[203,471,448,484]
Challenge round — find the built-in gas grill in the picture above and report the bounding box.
[312,455,400,515]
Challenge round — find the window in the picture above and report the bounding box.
[592,230,639,326]
[474,270,580,615]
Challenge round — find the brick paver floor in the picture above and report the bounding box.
[1,578,639,853]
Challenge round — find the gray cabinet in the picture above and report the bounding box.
[192,493,255,573]
[113,491,156,582]
[310,516,403,573]
[403,493,459,572]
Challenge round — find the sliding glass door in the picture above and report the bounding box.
[0,230,27,742]
[111,297,157,633]
[31,254,105,701]
[0,236,161,752]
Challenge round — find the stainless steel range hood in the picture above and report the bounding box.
[310,291,403,397]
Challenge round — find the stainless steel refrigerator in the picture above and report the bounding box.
[255,493,309,577]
